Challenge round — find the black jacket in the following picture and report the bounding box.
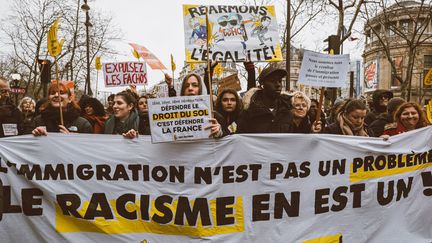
[0,102,23,137]
[368,113,391,137]
[237,88,293,133]
[34,104,93,133]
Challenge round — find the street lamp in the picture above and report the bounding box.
[11,73,21,106]
[81,0,93,96]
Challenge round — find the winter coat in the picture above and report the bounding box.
[0,102,23,137]
[21,111,36,135]
[365,89,393,125]
[104,109,139,135]
[368,113,391,137]
[237,88,293,133]
[34,104,93,133]
[382,122,408,136]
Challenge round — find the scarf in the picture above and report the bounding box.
[337,113,368,136]
[40,104,81,132]
[104,109,139,135]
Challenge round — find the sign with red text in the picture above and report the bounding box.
[103,61,147,87]
[0,127,431,242]
[148,95,212,143]
[183,5,282,62]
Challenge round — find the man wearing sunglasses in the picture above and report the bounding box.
[364,89,393,126]
[0,77,23,137]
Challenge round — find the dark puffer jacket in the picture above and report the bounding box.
[237,88,293,133]
[34,104,93,133]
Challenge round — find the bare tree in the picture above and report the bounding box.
[0,0,122,99]
[362,0,432,99]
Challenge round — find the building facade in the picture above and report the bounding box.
[363,1,432,104]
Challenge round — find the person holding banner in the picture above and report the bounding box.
[324,99,369,136]
[237,66,293,133]
[215,88,243,134]
[32,82,93,136]
[165,72,223,138]
[104,90,139,138]
[382,102,430,137]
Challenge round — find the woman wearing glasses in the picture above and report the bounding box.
[289,91,321,133]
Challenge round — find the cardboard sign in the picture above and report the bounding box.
[217,74,241,94]
[298,50,350,88]
[183,5,283,62]
[148,95,212,143]
[103,61,147,87]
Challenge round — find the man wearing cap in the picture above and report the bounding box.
[237,65,293,133]
[364,89,393,126]
[0,77,23,137]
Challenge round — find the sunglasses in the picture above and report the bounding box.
[218,19,238,27]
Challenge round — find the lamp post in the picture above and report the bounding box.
[81,0,93,96]
[11,73,21,106]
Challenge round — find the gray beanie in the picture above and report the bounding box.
[387,97,406,114]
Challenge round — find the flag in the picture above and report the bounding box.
[129,43,167,70]
[95,56,102,70]
[205,10,213,46]
[170,54,176,72]
[132,49,141,59]
[47,17,65,57]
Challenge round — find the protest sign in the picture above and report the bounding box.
[148,95,212,143]
[298,50,350,88]
[0,127,431,242]
[183,5,283,62]
[217,74,241,94]
[102,61,147,87]
[364,59,379,92]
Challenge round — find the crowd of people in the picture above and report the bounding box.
[0,63,430,140]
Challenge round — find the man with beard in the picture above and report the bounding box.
[237,66,292,133]
[0,77,23,137]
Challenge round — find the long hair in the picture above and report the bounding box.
[115,90,137,108]
[180,73,202,96]
[394,102,429,129]
[215,88,243,119]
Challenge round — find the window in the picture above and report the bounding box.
[400,20,409,33]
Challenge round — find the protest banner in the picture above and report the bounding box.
[183,5,283,63]
[102,61,147,87]
[217,74,241,94]
[298,50,350,88]
[0,128,432,242]
[148,95,212,143]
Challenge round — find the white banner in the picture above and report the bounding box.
[183,5,283,62]
[0,127,432,242]
[148,95,212,143]
[103,61,147,87]
[298,50,350,88]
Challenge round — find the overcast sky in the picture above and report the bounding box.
[1,0,364,94]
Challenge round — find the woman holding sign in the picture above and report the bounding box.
[165,73,223,138]
[104,90,139,138]
[32,82,93,136]
[324,99,369,136]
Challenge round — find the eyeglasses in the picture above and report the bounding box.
[0,89,10,94]
[218,19,238,27]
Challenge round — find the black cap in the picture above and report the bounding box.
[258,66,287,84]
